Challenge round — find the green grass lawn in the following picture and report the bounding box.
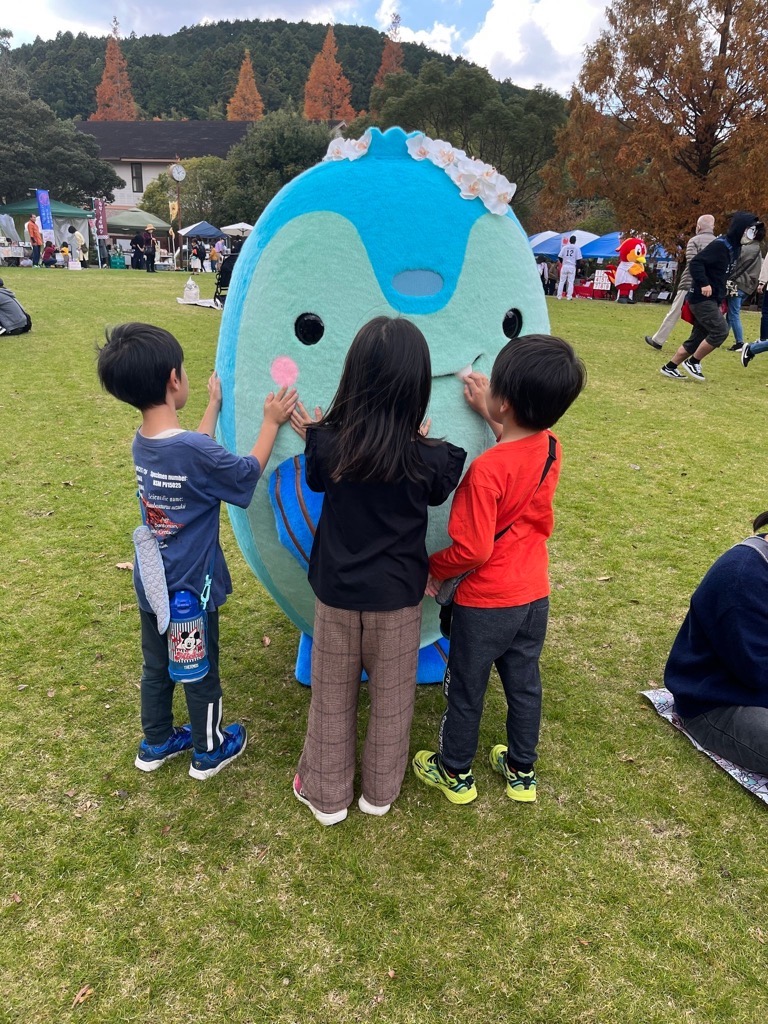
[2,267,767,1023]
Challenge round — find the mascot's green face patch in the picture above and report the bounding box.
[216,127,548,649]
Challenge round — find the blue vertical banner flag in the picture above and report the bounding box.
[36,190,53,231]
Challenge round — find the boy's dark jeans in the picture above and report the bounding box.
[438,599,549,774]
[140,609,224,753]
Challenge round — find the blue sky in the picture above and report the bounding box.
[5,1,609,93]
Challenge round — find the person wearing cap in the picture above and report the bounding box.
[142,225,157,273]
[645,215,716,351]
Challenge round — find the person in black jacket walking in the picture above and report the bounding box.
[660,211,763,381]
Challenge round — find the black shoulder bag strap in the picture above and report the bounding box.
[492,433,558,544]
[436,434,558,607]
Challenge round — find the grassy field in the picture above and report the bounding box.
[1,266,767,1024]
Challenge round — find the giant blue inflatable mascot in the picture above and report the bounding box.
[216,126,549,683]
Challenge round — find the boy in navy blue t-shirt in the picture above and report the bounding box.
[98,323,296,779]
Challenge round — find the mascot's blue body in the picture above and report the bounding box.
[216,126,549,683]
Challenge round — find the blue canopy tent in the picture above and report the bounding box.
[580,232,623,259]
[580,232,671,261]
[179,220,226,240]
[531,230,598,257]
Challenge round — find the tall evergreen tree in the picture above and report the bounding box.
[304,26,356,121]
[89,23,136,121]
[227,50,265,121]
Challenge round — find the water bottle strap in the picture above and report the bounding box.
[200,571,212,612]
[200,542,217,612]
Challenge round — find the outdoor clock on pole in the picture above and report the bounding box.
[170,164,186,182]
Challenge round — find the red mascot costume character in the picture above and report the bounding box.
[605,237,647,303]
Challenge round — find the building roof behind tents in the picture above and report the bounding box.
[74,121,253,161]
[74,119,348,162]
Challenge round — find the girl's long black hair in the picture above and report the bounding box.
[314,316,433,484]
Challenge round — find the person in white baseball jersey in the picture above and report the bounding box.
[557,235,582,300]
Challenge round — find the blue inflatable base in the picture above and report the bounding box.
[295,631,448,686]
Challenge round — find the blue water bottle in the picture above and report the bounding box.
[167,590,209,683]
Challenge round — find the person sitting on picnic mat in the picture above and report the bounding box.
[0,278,32,336]
[665,511,768,775]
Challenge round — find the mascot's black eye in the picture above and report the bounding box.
[502,308,523,340]
[294,313,325,345]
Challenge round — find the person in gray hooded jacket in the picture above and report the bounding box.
[725,237,762,350]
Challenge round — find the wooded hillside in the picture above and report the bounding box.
[10,19,471,121]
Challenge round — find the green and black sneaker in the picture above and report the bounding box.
[412,750,477,805]
[489,744,536,803]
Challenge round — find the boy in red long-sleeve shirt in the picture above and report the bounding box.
[413,335,586,805]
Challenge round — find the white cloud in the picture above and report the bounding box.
[4,1,362,45]
[4,0,105,43]
[374,0,396,30]
[463,0,608,93]
[400,20,461,55]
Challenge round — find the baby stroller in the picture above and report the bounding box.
[214,254,238,307]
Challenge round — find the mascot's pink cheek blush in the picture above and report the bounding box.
[270,356,299,388]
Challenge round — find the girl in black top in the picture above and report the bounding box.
[293,316,465,825]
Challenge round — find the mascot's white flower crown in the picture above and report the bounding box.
[324,130,516,217]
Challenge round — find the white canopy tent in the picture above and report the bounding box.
[527,230,559,248]
[221,222,253,237]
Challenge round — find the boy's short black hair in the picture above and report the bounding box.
[97,322,183,410]
[490,334,586,431]
[569,234,577,243]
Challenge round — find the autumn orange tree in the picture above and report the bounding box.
[541,0,768,248]
[227,50,265,121]
[89,28,136,121]
[370,12,405,114]
[304,26,356,121]
[374,12,404,87]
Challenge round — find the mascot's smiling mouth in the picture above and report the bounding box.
[433,354,483,380]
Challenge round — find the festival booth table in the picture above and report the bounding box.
[179,221,227,271]
[106,209,173,268]
[574,270,613,299]
[0,214,27,265]
[0,214,29,266]
[0,198,93,253]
